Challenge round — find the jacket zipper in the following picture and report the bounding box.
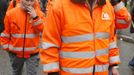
[22,13,27,58]
[86,0,95,53]
[86,1,96,75]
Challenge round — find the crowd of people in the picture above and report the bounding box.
[0,0,133,75]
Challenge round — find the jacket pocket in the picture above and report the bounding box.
[10,22,20,33]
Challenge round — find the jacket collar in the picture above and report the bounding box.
[71,0,106,6]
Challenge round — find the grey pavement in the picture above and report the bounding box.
[117,40,134,75]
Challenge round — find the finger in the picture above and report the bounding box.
[27,7,32,12]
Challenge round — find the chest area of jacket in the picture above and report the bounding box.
[10,12,34,33]
[62,4,113,33]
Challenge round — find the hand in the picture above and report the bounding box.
[27,6,37,18]
[111,67,120,75]
[110,0,121,6]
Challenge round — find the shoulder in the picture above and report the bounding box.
[6,5,20,17]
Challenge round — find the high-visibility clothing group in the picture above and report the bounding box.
[0,0,132,75]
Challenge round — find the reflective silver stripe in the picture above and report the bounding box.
[116,19,127,24]
[12,34,37,38]
[62,32,110,43]
[0,33,10,38]
[109,41,117,49]
[96,32,109,39]
[41,42,59,49]
[43,62,59,71]
[62,67,93,74]
[96,48,109,56]
[2,44,8,49]
[110,56,120,64]
[34,19,42,26]
[62,34,93,43]
[60,51,95,58]
[114,1,124,12]
[95,64,109,72]
[8,45,37,51]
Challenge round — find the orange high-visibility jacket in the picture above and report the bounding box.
[40,0,121,75]
[0,4,45,58]
[113,1,131,29]
[7,0,40,11]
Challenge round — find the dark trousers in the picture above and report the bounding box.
[129,56,134,67]
[8,52,39,75]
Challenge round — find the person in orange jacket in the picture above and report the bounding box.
[39,0,130,75]
[0,0,45,75]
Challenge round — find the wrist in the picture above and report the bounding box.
[48,72,59,75]
[111,64,119,69]
[112,66,119,69]
[33,16,38,20]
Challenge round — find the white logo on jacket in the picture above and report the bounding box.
[102,12,110,20]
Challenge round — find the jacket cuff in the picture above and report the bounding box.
[43,62,60,73]
[33,17,42,26]
[110,55,121,65]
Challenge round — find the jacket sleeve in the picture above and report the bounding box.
[114,1,131,29]
[109,13,121,66]
[0,12,11,50]
[40,2,62,73]
[32,12,45,33]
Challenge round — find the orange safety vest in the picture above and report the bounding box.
[40,0,121,75]
[0,4,45,58]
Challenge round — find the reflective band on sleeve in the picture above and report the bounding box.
[62,67,93,74]
[61,34,93,44]
[8,45,37,51]
[95,64,109,72]
[12,34,37,38]
[43,62,59,71]
[96,48,109,56]
[109,41,117,49]
[0,33,10,38]
[116,19,127,24]
[41,42,59,49]
[95,32,110,39]
[110,56,120,64]
[114,1,124,12]
[2,44,9,49]
[60,51,95,58]
[34,19,42,26]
